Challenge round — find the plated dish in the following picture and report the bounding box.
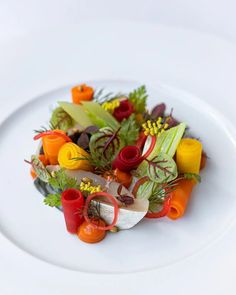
[26,83,207,244]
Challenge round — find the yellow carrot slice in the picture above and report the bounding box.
[58,142,92,170]
[168,138,202,220]
[176,138,202,174]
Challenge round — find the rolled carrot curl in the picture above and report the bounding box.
[167,179,195,220]
[168,138,202,220]
[42,130,68,165]
[58,142,92,170]
[71,84,94,104]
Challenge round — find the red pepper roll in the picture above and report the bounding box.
[61,189,84,234]
[112,146,143,172]
[113,99,134,122]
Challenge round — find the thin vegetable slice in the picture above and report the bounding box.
[82,101,120,130]
[83,192,119,231]
[27,155,51,182]
[112,146,143,172]
[33,130,72,142]
[145,152,177,183]
[58,101,93,128]
[176,138,202,174]
[58,142,92,170]
[89,127,124,167]
[50,107,74,131]
[137,123,186,176]
[167,179,195,220]
[61,188,84,233]
[145,196,171,218]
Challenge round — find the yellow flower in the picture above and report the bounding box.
[102,99,120,112]
[142,117,168,137]
[79,181,102,194]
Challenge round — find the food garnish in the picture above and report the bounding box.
[27,83,207,243]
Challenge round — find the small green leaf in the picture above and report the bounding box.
[183,173,201,183]
[128,85,147,113]
[48,169,79,191]
[44,169,80,208]
[44,193,61,207]
[50,107,74,131]
[119,114,140,146]
[145,152,177,183]
[89,127,124,167]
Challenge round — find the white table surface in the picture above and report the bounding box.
[0,0,236,118]
[0,0,236,42]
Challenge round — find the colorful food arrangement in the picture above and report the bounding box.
[26,83,207,244]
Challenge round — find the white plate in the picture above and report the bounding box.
[1,22,236,294]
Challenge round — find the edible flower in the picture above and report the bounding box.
[102,99,120,112]
[79,180,102,194]
[142,117,169,136]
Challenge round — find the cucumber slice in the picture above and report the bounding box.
[58,101,93,128]
[82,101,120,130]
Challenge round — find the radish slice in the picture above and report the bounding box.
[142,135,156,159]
[83,192,119,231]
[145,196,171,218]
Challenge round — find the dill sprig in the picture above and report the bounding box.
[33,123,55,134]
[88,202,102,220]
[71,156,112,174]
[93,88,126,104]
[182,173,201,183]
[128,85,147,113]
[148,180,179,212]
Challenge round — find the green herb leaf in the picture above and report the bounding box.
[44,169,79,207]
[48,169,79,191]
[148,181,178,212]
[44,193,62,207]
[93,88,125,104]
[128,85,147,113]
[136,178,178,212]
[82,101,120,130]
[89,127,124,167]
[183,173,201,183]
[145,152,178,183]
[34,126,52,134]
[119,114,140,146]
[50,107,74,131]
